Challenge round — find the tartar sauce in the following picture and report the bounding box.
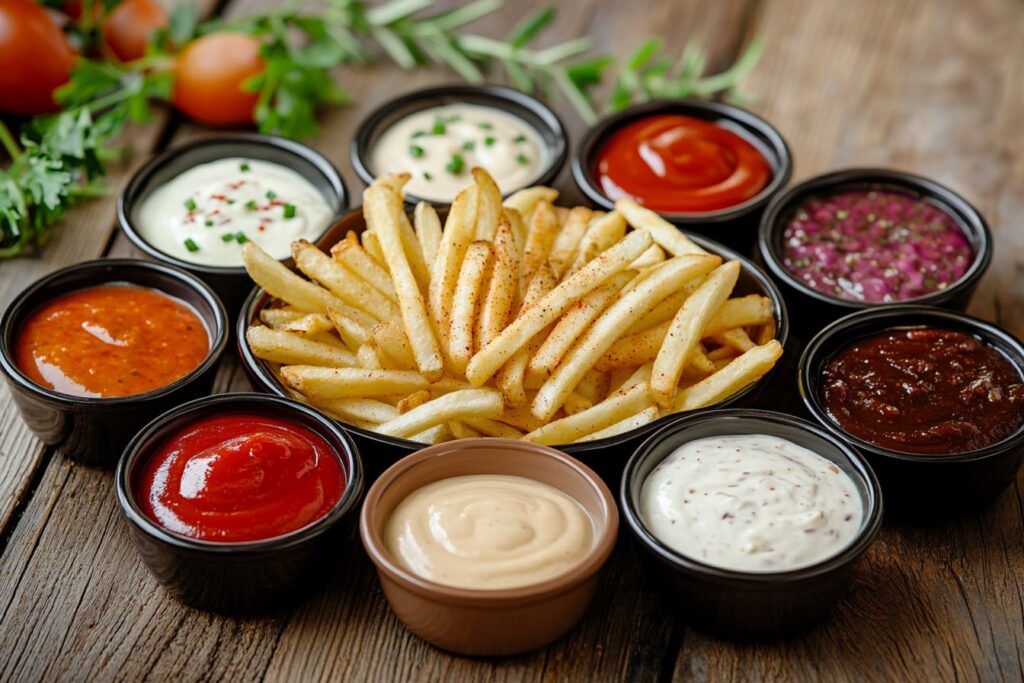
[370,104,546,203]
[640,435,863,572]
[136,158,333,266]
[385,474,594,589]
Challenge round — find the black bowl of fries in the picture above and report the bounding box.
[237,171,789,475]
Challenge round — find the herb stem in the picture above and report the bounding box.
[0,121,22,163]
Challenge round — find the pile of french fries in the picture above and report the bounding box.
[242,168,782,446]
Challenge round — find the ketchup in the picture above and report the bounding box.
[138,413,345,542]
[595,114,771,213]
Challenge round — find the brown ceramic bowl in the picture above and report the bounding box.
[359,438,618,656]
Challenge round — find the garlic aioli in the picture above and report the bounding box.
[370,104,546,203]
[136,158,333,266]
[640,435,863,573]
[385,474,594,589]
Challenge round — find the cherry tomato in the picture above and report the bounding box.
[101,0,167,62]
[0,0,77,115]
[172,33,264,127]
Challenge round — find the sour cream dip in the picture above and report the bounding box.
[385,474,594,589]
[136,157,333,267]
[370,104,546,203]
[640,435,863,573]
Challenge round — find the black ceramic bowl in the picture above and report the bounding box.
[621,409,883,637]
[799,306,1024,517]
[238,206,790,479]
[351,84,568,205]
[118,133,348,313]
[758,168,992,335]
[115,393,364,614]
[0,259,227,466]
[572,99,792,254]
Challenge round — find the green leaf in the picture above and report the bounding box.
[366,0,433,26]
[506,7,555,48]
[627,38,663,69]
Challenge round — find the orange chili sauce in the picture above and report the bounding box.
[14,284,210,398]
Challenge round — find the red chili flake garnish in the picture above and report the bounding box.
[211,194,228,202]
[258,226,266,232]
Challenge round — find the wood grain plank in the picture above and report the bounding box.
[672,0,1024,679]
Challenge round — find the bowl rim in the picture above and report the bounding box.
[117,132,349,275]
[757,167,993,310]
[349,83,569,205]
[620,408,884,584]
[0,258,228,408]
[237,204,791,454]
[358,437,617,606]
[798,304,1024,463]
[114,392,364,553]
[571,98,793,223]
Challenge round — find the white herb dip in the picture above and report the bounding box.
[640,434,863,573]
[136,157,333,267]
[370,104,546,203]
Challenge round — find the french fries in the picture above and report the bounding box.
[242,169,783,446]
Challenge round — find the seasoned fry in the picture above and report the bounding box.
[548,206,591,277]
[630,243,666,269]
[595,320,671,372]
[361,230,386,267]
[310,397,399,424]
[576,369,609,405]
[262,310,336,337]
[673,341,783,411]
[703,294,774,337]
[448,420,482,439]
[496,265,556,406]
[578,406,659,442]
[280,366,428,398]
[292,240,400,322]
[464,418,524,438]
[429,185,478,337]
[651,261,740,407]
[397,389,431,413]
[477,217,519,348]
[243,242,357,318]
[376,389,503,438]
[372,321,417,370]
[331,236,398,301]
[410,423,451,444]
[247,326,356,367]
[522,200,559,285]
[616,199,708,256]
[712,327,756,353]
[624,287,693,335]
[473,167,503,241]
[327,308,371,349]
[503,186,558,220]
[449,240,493,374]
[414,202,442,275]
[569,210,627,274]
[755,319,777,346]
[356,343,383,369]
[260,307,305,327]
[524,383,652,445]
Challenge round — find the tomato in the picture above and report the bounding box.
[0,0,77,115]
[172,33,264,127]
[101,0,167,62]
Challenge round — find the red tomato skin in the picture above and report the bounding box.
[0,0,77,115]
[101,0,168,62]
[172,33,265,127]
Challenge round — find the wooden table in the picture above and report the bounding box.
[2,0,1023,680]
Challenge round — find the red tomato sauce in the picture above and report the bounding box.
[595,114,771,213]
[14,284,209,398]
[138,413,346,542]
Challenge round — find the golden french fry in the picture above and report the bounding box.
[261,310,335,337]
[376,172,410,196]
[504,206,528,256]
[595,320,670,372]
[623,287,694,336]
[575,369,609,404]
[703,295,774,337]
[280,366,428,399]
[410,423,451,444]
[533,254,721,420]
[672,341,782,411]
[376,389,503,438]
[477,217,519,349]
[260,307,305,327]
[356,344,383,370]
[712,328,756,353]
[629,243,667,269]
[327,307,371,349]
[568,210,627,274]
[521,200,559,286]
[365,183,445,381]
[372,321,417,370]
[500,403,546,432]
[524,383,652,445]
[707,344,739,361]
[398,389,431,413]
[692,343,717,374]
[563,392,594,415]
[464,417,524,438]
[578,406,659,442]
[429,185,478,338]
[310,397,400,424]
[292,240,401,323]
[548,206,591,277]
[496,265,556,406]
[651,261,740,407]
[361,231,386,268]
[414,202,442,276]
[607,366,633,394]
[467,229,653,387]
[449,241,493,375]
[331,236,398,301]
[472,167,503,241]
[448,420,482,439]
[243,242,359,319]
[247,326,356,367]
[504,186,558,221]
[616,199,708,256]
[755,319,777,346]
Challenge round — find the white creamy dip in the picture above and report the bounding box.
[370,104,546,203]
[640,434,863,572]
[136,157,333,266]
[385,474,594,589]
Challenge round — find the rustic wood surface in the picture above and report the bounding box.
[1,0,1022,681]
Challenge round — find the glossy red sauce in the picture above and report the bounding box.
[14,284,209,398]
[138,413,345,542]
[595,114,771,213]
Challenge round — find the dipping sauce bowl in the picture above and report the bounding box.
[115,393,363,614]
[621,409,882,637]
[359,438,617,656]
[0,259,227,466]
[799,306,1024,517]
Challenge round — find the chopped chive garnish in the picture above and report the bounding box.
[446,114,461,123]
[478,122,493,130]
[240,162,251,172]
[516,153,530,165]
[423,172,433,181]
[221,233,235,242]
[184,198,197,211]
[244,199,258,210]
[266,190,277,200]
[283,204,297,219]
[462,140,476,151]
[235,231,249,244]
[484,135,496,147]
[446,154,465,175]
[204,220,213,227]
[432,118,447,135]
[184,238,199,252]
[227,199,235,205]
[514,134,527,144]
[412,130,428,138]
[409,144,425,158]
